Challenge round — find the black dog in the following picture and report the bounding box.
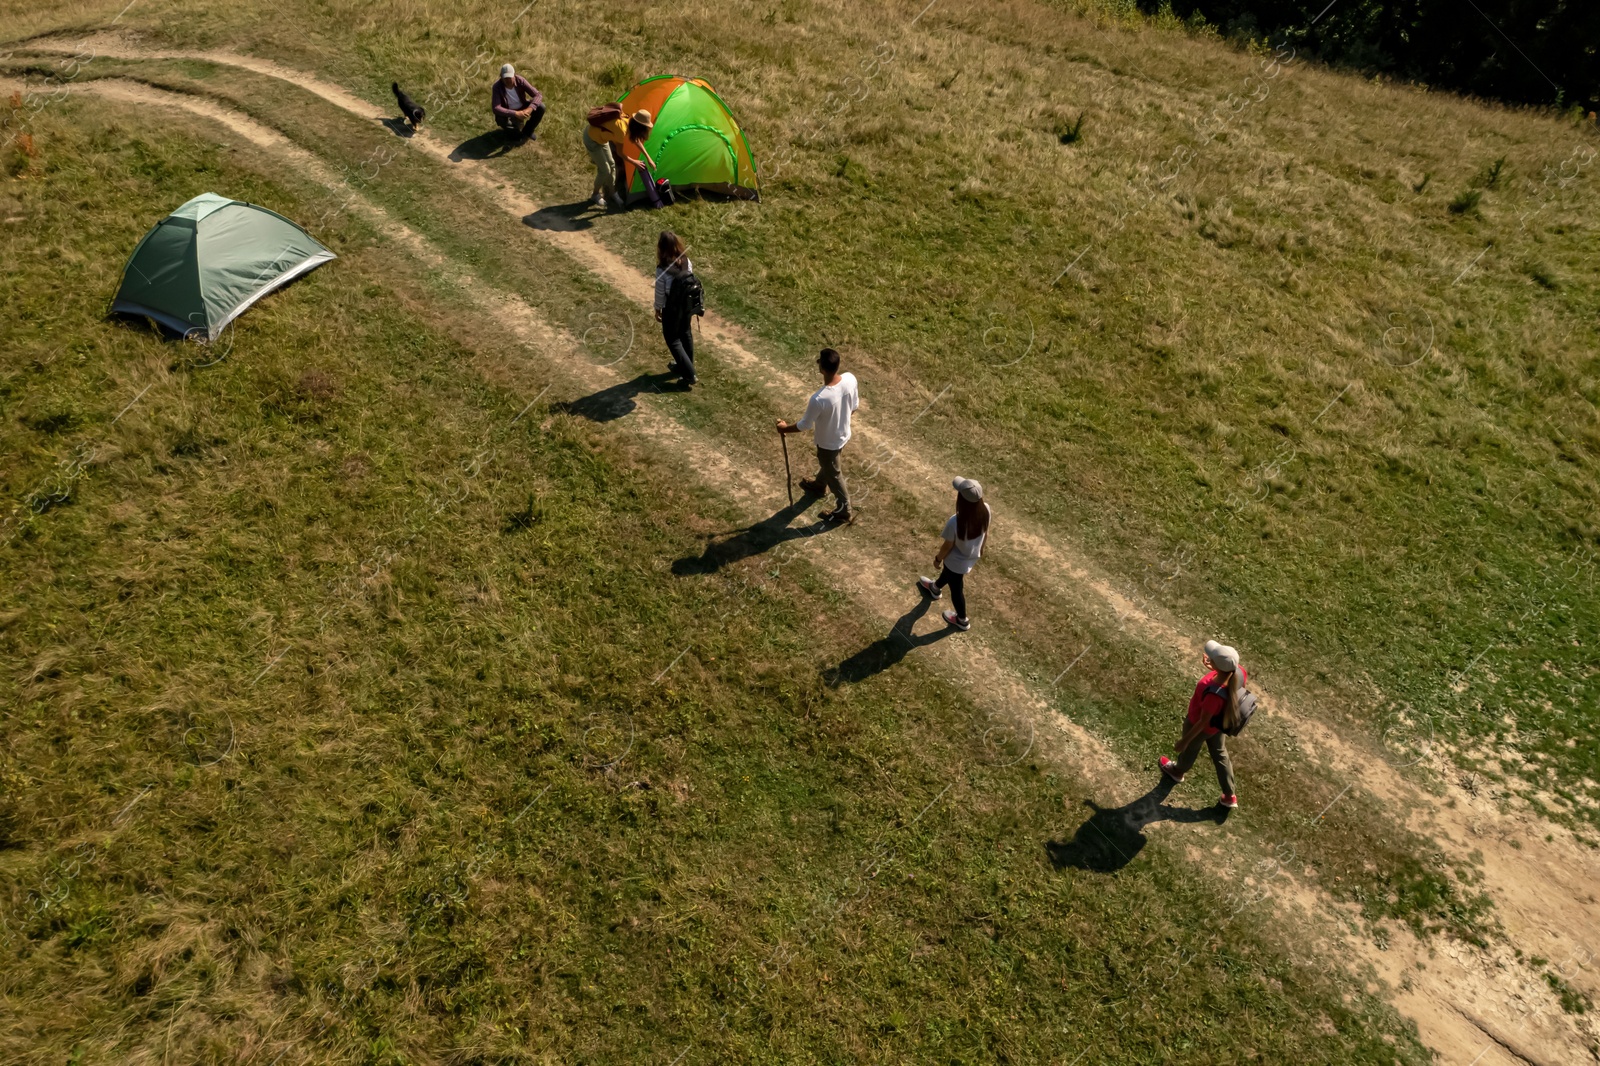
[392,83,424,129]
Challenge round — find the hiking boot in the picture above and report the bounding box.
[917,577,942,599]
[798,476,825,496]
[1218,794,1239,810]
[1158,756,1184,783]
[942,610,970,631]
[820,508,854,526]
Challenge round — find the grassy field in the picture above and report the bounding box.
[0,98,1439,1064]
[2,0,1598,1060]
[19,0,1588,820]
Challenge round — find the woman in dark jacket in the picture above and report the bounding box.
[653,231,699,386]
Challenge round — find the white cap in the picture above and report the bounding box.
[500,64,516,78]
[1203,639,1239,673]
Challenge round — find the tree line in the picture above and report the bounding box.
[1144,0,1598,113]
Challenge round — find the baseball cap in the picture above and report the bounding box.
[953,477,984,502]
[1203,639,1239,673]
[500,64,516,78]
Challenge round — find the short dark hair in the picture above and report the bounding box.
[818,348,841,374]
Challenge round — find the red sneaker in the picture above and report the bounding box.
[1218,794,1239,809]
[1158,756,1184,783]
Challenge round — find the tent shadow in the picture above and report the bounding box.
[824,597,958,686]
[449,129,520,161]
[524,201,596,232]
[671,500,820,577]
[1045,779,1229,873]
[552,372,676,423]
[380,117,416,139]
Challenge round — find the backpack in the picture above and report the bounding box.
[586,102,624,128]
[1206,682,1256,736]
[666,271,704,326]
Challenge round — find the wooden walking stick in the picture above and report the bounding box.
[780,428,794,505]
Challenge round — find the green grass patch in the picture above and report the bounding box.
[0,95,1438,1063]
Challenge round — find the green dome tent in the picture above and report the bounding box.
[616,76,760,205]
[111,193,335,340]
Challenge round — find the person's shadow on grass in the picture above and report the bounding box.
[1045,778,1229,873]
[672,499,820,576]
[449,129,522,161]
[554,372,677,423]
[823,597,958,686]
[525,201,596,232]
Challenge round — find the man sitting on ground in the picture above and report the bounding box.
[492,64,545,140]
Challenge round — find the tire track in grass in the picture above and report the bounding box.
[10,65,1598,1065]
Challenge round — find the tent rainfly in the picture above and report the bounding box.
[615,76,761,205]
[111,193,335,340]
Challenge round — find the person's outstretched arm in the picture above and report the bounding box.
[778,394,819,434]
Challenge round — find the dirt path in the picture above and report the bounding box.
[11,56,1600,1064]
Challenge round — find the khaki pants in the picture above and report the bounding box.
[583,127,617,198]
[1174,730,1235,796]
[814,446,849,513]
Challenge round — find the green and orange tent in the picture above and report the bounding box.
[615,76,760,204]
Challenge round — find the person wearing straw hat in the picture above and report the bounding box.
[917,477,991,631]
[1160,639,1245,809]
[623,109,666,208]
[492,64,545,140]
[583,107,660,208]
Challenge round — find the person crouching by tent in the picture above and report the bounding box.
[654,231,702,387]
[1160,639,1245,809]
[492,64,545,140]
[776,348,858,526]
[917,478,991,631]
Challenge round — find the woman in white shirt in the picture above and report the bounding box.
[918,477,991,631]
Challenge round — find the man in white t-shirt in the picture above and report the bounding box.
[777,348,859,525]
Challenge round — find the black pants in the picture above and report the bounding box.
[496,103,546,136]
[665,326,695,384]
[935,566,966,618]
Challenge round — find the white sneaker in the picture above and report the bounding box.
[942,610,970,631]
[917,577,942,599]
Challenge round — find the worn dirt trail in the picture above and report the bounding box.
[12,50,1600,1064]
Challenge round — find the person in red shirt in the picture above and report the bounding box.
[1160,639,1244,809]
